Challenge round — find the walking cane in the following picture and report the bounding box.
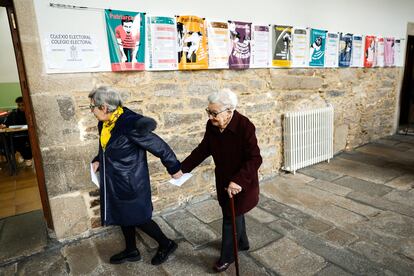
[230,196,240,276]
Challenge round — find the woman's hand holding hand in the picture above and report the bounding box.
[172,170,183,179]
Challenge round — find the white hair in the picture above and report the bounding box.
[207,88,238,110]
[88,86,123,112]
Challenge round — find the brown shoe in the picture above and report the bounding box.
[213,260,232,272]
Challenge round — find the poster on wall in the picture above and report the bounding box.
[44,33,101,71]
[351,35,364,67]
[271,25,292,67]
[206,20,229,69]
[291,27,309,67]
[338,33,353,67]
[364,35,376,68]
[309,28,327,67]
[145,16,178,71]
[176,15,208,70]
[250,24,271,68]
[228,20,252,69]
[105,10,145,71]
[384,37,395,67]
[375,37,385,67]
[394,39,403,67]
[324,32,339,68]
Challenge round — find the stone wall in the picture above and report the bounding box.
[15,1,401,239]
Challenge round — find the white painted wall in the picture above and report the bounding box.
[0,7,19,83]
[39,0,414,38]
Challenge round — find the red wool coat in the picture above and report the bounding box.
[181,110,262,216]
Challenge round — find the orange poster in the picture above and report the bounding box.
[176,15,208,70]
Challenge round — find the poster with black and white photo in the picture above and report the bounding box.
[177,15,208,70]
[351,35,364,67]
[338,33,352,67]
[250,25,271,68]
[291,27,309,67]
[272,25,292,67]
[324,32,339,68]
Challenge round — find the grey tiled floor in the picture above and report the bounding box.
[1,134,413,275]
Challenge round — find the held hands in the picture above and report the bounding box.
[0,124,6,129]
[225,181,242,198]
[172,170,183,179]
[92,161,99,173]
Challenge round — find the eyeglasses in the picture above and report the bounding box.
[89,103,99,110]
[205,108,228,118]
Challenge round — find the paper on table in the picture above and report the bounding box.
[9,125,28,129]
[90,163,99,187]
[168,173,192,187]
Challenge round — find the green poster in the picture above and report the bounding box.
[105,9,145,71]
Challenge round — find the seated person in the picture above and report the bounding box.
[0,97,32,166]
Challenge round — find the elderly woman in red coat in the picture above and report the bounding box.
[178,88,262,272]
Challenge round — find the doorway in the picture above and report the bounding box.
[399,35,414,133]
[0,0,53,264]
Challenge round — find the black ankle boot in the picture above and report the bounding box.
[151,240,178,265]
[109,249,141,264]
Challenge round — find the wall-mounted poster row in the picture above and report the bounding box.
[103,10,404,72]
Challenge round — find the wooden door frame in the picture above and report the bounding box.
[1,0,54,229]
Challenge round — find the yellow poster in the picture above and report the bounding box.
[177,15,208,70]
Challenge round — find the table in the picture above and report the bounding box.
[0,126,28,175]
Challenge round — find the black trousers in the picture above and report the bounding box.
[220,208,249,263]
[121,219,170,252]
[13,136,32,160]
[123,48,134,62]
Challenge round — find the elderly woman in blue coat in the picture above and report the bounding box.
[90,86,182,265]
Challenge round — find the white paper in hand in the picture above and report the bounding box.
[168,173,192,187]
[90,163,100,188]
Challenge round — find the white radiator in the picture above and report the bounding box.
[283,105,334,173]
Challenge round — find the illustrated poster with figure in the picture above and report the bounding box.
[375,37,385,67]
[105,10,145,71]
[228,20,252,69]
[309,28,327,67]
[206,20,229,69]
[351,35,364,67]
[384,37,395,67]
[250,25,271,68]
[291,27,309,67]
[364,35,376,68]
[324,32,339,68]
[338,33,353,67]
[176,15,208,70]
[145,16,178,71]
[272,25,292,67]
